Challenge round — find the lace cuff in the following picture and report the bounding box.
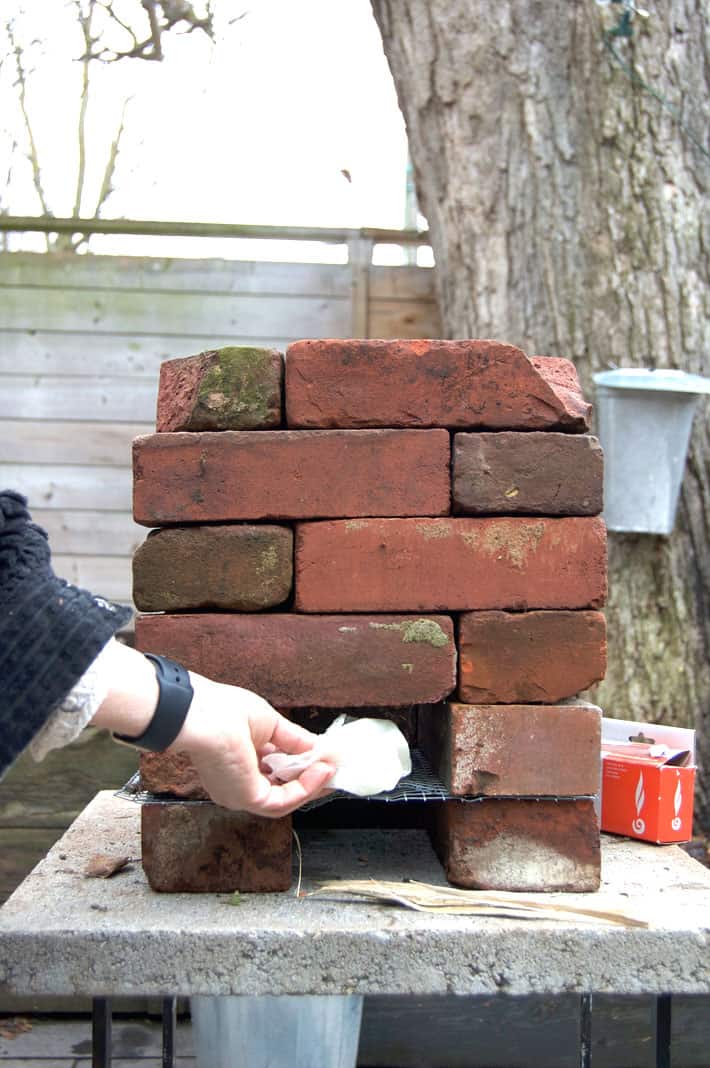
[29,637,123,761]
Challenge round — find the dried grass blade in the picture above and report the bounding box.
[312,879,648,928]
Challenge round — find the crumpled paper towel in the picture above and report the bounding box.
[263,715,412,797]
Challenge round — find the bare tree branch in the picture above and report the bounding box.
[73,1,95,218]
[82,0,215,63]
[6,18,51,249]
[88,95,130,228]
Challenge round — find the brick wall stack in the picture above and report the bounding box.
[132,339,607,894]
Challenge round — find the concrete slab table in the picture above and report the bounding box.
[1,792,709,1068]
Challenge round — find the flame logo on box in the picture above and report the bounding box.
[671,775,683,831]
[632,771,646,835]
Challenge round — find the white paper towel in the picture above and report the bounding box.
[263,715,412,797]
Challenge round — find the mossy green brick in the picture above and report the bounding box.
[156,346,282,431]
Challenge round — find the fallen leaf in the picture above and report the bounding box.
[0,1017,32,1040]
[84,854,130,879]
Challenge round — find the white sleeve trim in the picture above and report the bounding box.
[29,637,123,762]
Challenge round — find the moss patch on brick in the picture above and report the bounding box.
[369,619,450,648]
[196,346,280,429]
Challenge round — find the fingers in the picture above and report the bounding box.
[267,714,322,756]
[244,761,336,818]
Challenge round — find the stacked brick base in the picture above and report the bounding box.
[133,339,607,894]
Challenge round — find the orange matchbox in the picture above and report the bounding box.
[601,717,695,845]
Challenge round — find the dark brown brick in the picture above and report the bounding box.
[132,524,293,612]
[295,518,607,612]
[431,799,601,892]
[133,429,450,525]
[135,613,456,708]
[156,346,282,432]
[141,802,292,892]
[285,339,591,430]
[419,703,602,797]
[453,432,603,515]
[458,610,607,703]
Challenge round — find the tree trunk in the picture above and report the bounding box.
[371,0,710,829]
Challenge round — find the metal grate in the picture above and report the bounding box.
[115,751,596,808]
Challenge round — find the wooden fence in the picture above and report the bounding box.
[0,243,440,612]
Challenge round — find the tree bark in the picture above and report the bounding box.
[371,0,710,828]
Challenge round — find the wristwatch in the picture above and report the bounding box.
[114,653,194,751]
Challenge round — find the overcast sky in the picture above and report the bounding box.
[1,1,421,261]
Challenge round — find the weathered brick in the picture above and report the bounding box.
[140,751,206,798]
[135,613,456,707]
[141,802,292,892]
[156,346,282,432]
[285,339,591,430]
[453,432,603,515]
[458,610,607,703]
[531,356,588,421]
[133,429,450,525]
[133,524,293,612]
[419,702,602,797]
[295,518,607,612]
[431,799,601,892]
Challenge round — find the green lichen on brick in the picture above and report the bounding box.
[369,619,449,648]
[401,619,449,646]
[196,346,280,429]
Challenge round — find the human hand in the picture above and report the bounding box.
[168,673,336,817]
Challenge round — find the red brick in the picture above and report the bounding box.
[431,799,601,892]
[141,802,292,892]
[531,356,586,419]
[140,751,206,799]
[419,703,602,797]
[453,432,603,515]
[133,524,293,612]
[285,339,591,430]
[458,610,607,703]
[156,346,282,432]
[135,613,456,707]
[295,518,607,612]
[133,429,450,525]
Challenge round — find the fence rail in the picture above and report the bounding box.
[0,215,430,249]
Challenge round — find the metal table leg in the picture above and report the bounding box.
[656,993,672,1068]
[92,997,112,1068]
[162,996,177,1068]
[579,993,592,1068]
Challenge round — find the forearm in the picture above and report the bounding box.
[89,641,160,740]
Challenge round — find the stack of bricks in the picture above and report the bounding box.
[132,339,607,895]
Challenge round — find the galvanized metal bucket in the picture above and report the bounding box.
[191,994,364,1068]
[593,368,710,535]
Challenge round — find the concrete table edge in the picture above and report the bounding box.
[0,792,708,999]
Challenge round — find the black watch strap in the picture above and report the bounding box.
[114,653,194,751]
